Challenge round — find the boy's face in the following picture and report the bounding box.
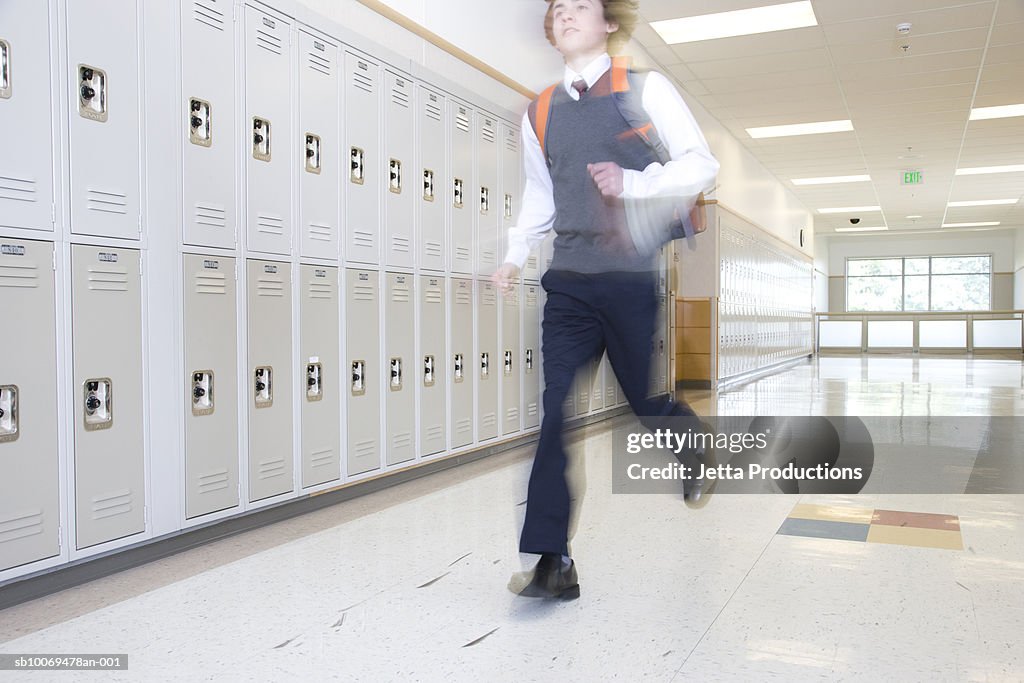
[549,0,618,59]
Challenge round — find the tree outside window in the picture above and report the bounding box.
[846,256,991,312]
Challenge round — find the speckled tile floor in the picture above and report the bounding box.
[0,356,1022,681]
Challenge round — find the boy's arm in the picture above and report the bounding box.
[501,110,556,271]
[620,71,719,201]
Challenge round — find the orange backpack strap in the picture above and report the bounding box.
[610,55,632,94]
[530,83,558,164]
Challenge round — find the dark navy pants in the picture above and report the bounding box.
[519,269,696,556]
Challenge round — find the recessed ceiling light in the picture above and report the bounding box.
[747,120,853,139]
[906,215,923,219]
[792,175,870,185]
[818,206,882,214]
[942,222,1001,228]
[947,199,1018,207]
[834,226,887,232]
[955,164,1024,175]
[969,104,1024,121]
[650,1,818,44]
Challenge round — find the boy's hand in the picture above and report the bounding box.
[491,262,520,294]
[588,162,624,197]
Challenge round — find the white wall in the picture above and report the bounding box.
[813,234,829,314]
[828,229,1017,274]
[294,0,815,258]
[1016,228,1024,308]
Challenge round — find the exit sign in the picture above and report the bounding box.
[902,170,923,185]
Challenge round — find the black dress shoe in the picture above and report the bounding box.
[515,554,580,600]
[680,423,718,509]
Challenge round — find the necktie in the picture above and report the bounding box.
[572,77,588,98]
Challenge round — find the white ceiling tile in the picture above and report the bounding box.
[847,98,974,119]
[686,48,833,80]
[827,29,991,64]
[990,21,1024,45]
[836,49,983,80]
[812,0,993,24]
[994,1,1024,24]
[669,28,827,63]
[984,42,1024,65]
[646,45,684,67]
[821,4,994,46]
[678,79,710,96]
[710,83,846,108]
[702,66,836,94]
[840,68,979,95]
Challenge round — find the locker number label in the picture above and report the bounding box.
[203,260,220,270]
[264,264,278,274]
[1,244,25,257]
[98,252,119,263]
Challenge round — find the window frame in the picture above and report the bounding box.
[844,254,993,312]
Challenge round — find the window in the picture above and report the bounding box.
[846,256,991,312]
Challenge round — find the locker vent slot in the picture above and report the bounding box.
[505,134,519,153]
[352,71,374,94]
[455,246,470,262]
[527,402,538,417]
[256,214,284,235]
[197,469,230,493]
[0,262,39,289]
[424,241,442,258]
[255,29,283,55]
[455,418,471,436]
[353,284,375,302]
[308,222,333,241]
[481,125,496,143]
[391,85,410,108]
[426,425,443,440]
[482,413,497,428]
[87,267,129,292]
[91,490,133,520]
[256,277,284,296]
[506,408,519,421]
[481,248,495,264]
[308,282,333,299]
[0,175,36,203]
[481,289,497,307]
[526,292,538,306]
[353,231,375,249]
[310,449,334,467]
[307,52,331,76]
[607,388,616,401]
[193,0,226,31]
[195,272,227,295]
[391,286,410,303]
[391,235,411,253]
[391,433,413,450]
[425,290,443,305]
[257,458,286,479]
[0,509,44,543]
[455,290,471,306]
[86,189,128,215]
[194,203,227,228]
[353,440,376,459]
[455,113,470,133]
[424,100,442,121]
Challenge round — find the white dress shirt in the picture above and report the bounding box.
[502,53,720,270]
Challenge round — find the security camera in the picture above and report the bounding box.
[850,218,860,225]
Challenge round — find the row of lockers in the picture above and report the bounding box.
[0,238,656,575]
[0,0,536,278]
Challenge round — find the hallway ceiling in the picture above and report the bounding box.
[631,0,1024,235]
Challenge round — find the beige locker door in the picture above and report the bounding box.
[575,359,591,416]
[246,260,293,502]
[344,52,381,265]
[300,265,340,488]
[419,276,446,456]
[475,112,498,277]
[384,72,414,268]
[385,273,414,465]
[522,284,540,430]
[602,353,617,408]
[501,285,520,435]
[417,88,446,272]
[183,254,239,518]
[72,245,144,549]
[346,269,381,475]
[0,240,59,570]
[449,101,473,274]
[449,278,473,448]
[476,280,498,441]
[591,353,604,411]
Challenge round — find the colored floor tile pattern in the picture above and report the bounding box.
[778,504,963,550]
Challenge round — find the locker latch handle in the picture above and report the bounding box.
[480,186,489,214]
[253,117,271,161]
[504,350,513,376]
[305,134,322,174]
[453,354,464,382]
[453,178,463,208]
[422,169,434,202]
[77,64,107,122]
[389,357,403,390]
[480,352,490,379]
[351,360,366,395]
[254,367,273,408]
[525,349,534,372]
[389,159,402,194]
[350,147,365,184]
[0,40,11,100]
[191,371,215,416]
[306,363,323,401]
[504,193,513,219]
[423,355,435,386]
[83,378,113,431]
[0,385,18,443]
[189,98,212,147]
